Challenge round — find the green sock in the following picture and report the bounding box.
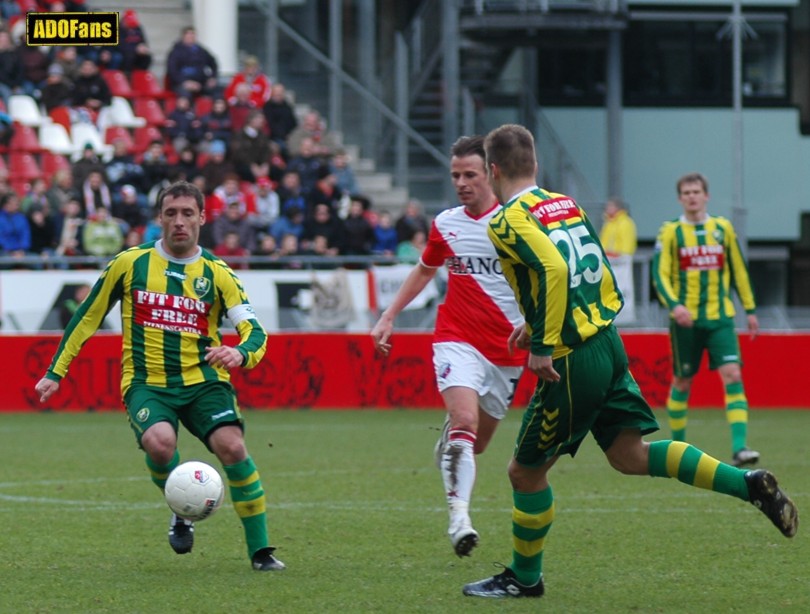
[666,387,690,441]
[648,440,749,501]
[223,456,269,558]
[724,382,749,454]
[146,450,179,491]
[510,487,554,587]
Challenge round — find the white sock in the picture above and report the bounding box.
[440,429,476,527]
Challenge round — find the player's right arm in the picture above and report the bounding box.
[371,262,437,356]
[37,255,127,398]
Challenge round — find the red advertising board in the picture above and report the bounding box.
[1,332,806,411]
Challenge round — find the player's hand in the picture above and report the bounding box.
[747,314,760,340]
[672,304,693,328]
[205,346,244,370]
[370,318,393,356]
[527,353,560,383]
[508,323,530,355]
[35,378,59,403]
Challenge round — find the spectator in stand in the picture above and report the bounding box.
[0,192,32,265]
[200,97,233,148]
[276,232,304,270]
[16,38,50,99]
[267,141,286,185]
[199,140,234,194]
[170,146,201,183]
[287,109,341,158]
[46,169,74,213]
[54,46,80,86]
[123,227,143,250]
[287,137,325,196]
[251,232,282,270]
[395,198,430,244]
[213,200,256,253]
[396,228,426,264]
[81,170,113,218]
[263,82,298,158]
[372,210,398,255]
[230,110,272,183]
[142,207,161,242]
[112,184,148,233]
[105,137,147,193]
[71,58,112,121]
[53,196,85,259]
[118,9,152,73]
[213,229,250,270]
[342,196,375,257]
[276,170,307,217]
[209,173,256,222]
[72,142,106,188]
[165,95,204,153]
[228,82,258,134]
[166,26,219,99]
[0,0,20,21]
[306,166,342,217]
[140,140,172,192]
[330,148,359,197]
[0,29,21,109]
[302,202,345,255]
[0,167,11,198]
[270,204,305,244]
[40,63,73,112]
[21,178,50,214]
[224,55,271,109]
[300,234,338,269]
[251,176,280,232]
[82,205,123,258]
[27,202,60,267]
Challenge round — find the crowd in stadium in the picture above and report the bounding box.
[0,0,431,270]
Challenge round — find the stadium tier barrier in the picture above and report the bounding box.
[1,332,808,411]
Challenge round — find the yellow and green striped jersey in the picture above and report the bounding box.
[652,215,756,321]
[488,187,623,359]
[46,241,267,396]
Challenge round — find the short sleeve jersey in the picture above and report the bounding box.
[420,203,526,367]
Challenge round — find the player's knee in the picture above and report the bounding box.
[208,427,247,465]
[142,423,177,464]
[605,436,649,475]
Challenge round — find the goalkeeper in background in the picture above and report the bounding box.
[653,172,760,467]
[34,181,285,572]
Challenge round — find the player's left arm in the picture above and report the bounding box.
[207,266,268,369]
[724,220,758,337]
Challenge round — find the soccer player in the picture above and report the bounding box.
[370,135,526,557]
[34,181,285,572]
[462,124,798,599]
[653,172,760,467]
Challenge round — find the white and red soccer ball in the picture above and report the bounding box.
[164,461,225,521]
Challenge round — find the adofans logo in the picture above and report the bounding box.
[27,12,118,46]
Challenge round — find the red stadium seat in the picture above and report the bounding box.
[10,179,31,196]
[133,98,167,126]
[9,152,41,180]
[133,125,163,153]
[105,125,135,151]
[130,70,169,99]
[102,69,134,98]
[195,96,213,117]
[40,152,71,175]
[9,123,42,152]
[48,106,72,133]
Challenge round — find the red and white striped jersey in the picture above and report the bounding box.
[421,203,526,366]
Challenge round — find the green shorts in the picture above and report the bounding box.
[669,318,741,378]
[514,325,659,467]
[124,381,244,450]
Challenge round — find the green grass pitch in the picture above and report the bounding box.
[1,408,808,613]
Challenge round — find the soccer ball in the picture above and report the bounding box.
[164,461,225,521]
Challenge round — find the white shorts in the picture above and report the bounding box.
[433,342,524,420]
